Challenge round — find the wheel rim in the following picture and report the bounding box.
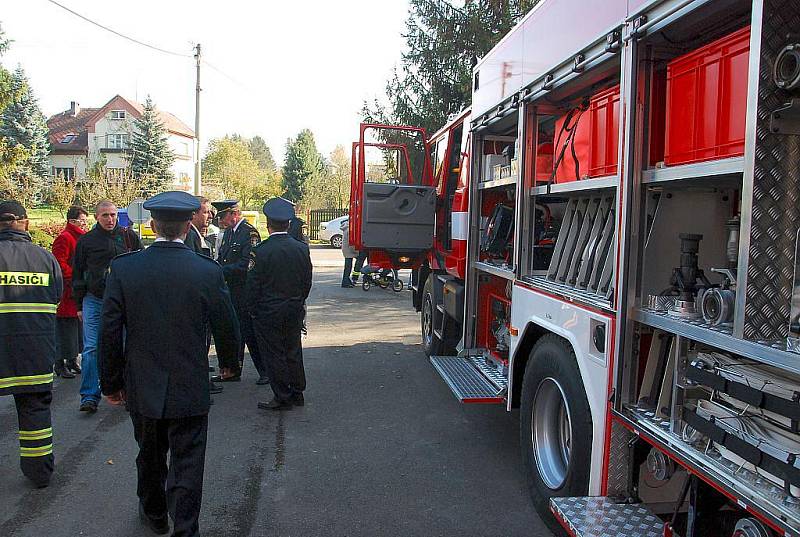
[532,377,573,490]
[422,293,433,347]
[332,236,342,248]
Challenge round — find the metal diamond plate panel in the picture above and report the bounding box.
[605,419,633,497]
[743,0,800,341]
[550,497,663,537]
[429,355,506,402]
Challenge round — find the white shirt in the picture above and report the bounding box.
[269,231,288,236]
[154,237,184,243]
[232,218,244,234]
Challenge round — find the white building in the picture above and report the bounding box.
[46,95,195,191]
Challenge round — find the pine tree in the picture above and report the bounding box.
[0,66,50,205]
[248,135,276,173]
[365,0,539,134]
[282,129,324,203]
[130,96,175,192]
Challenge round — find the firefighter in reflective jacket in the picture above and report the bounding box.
[0,200,63,488]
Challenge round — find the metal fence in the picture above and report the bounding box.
[307,208,348,241]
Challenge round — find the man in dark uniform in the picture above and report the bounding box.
[0,200,63,488]
[185,196,223,398]
[248,198,313,410]
[98,192,240,537]
[211,200,268,384]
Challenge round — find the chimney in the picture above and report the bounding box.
[69,101,80,117]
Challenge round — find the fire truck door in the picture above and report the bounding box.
[360,183,436,253]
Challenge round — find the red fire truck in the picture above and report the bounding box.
[349,1,800,535]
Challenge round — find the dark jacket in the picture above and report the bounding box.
[0,229,63,396]
[72,224,142,308]
[246,233,312,316]
[52,222,85,317]
[185,224,211,257]
[98,241,240,419]
[218,219,260,291]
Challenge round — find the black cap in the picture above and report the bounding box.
[143,191,200,222]
[0,200,27,222]
[211,200,239,215]
[262,197,295,222]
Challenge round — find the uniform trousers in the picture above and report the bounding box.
[12,391,54,486]
[230,289,267,378]
[130,412,208,537]
[253,303,306,403]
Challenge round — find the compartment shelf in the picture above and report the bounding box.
[632,308,800,377]
[474,261,515,280]
[616,406,800,536]
[530,174,618,196]
[478,176,517,190]
[641,156,744,185]
[521,275,613,312]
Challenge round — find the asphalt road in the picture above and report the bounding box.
[0,246,550,537]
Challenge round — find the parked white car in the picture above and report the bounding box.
[318,215,348,248]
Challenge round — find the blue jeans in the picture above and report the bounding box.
[79,295,103,404]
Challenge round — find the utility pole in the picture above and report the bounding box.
[194,43,202,195]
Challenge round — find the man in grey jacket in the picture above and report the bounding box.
[340,218,357,288]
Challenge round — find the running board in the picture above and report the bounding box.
[429,355,507,404]
[550,497,664,537]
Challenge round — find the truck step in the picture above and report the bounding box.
[550,497,664,537]
[429,355,507,404]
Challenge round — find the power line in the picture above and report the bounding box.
[44,0,191,58]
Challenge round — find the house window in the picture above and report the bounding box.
[107,134,129,149]
[60,133,77,144]
[53,167,75,180]
[110,110,126,120]
[179,141,189,156]
[106,167,126,179]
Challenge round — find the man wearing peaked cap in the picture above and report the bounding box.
[247,197,312,410]
[211,199,267,384]
[98,191,240,537]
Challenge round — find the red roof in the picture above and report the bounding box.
[47,95,195,154]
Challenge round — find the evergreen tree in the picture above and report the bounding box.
[0,67,50,176]
[248,135,276,172]
[282,129,323,203]
[365,0,539,134]
[130,96,175,191]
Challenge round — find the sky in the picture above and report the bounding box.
[1,0,410,163]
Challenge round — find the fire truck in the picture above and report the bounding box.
[349,0,800,535]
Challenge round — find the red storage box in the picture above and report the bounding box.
[664,26,750,166]
[535,142,554,182]
[554,85,620,183]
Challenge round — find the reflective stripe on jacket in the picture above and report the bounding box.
[0,229,63,396]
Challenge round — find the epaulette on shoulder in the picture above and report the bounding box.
[113,249,141,261]
[197,253,220,265]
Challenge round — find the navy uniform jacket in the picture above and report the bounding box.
[0,229,63,396]
[98,241,240,419]
[218,220,260,292]
[246,233,312,318]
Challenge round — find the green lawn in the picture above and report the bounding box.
[28,207,64,224]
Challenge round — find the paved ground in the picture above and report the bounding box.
[0,245,549,536]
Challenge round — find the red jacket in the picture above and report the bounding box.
[52,222,86,317]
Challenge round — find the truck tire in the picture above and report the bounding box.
[520,334,592,535]
[421,276,444,356]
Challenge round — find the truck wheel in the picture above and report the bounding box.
[421,276,444,356]
[520,335,592,535]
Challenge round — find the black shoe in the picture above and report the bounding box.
[210,374,241,382]
[66,361,81,375]
[55,365,75,379]
[209,381,223,394]
[255,376,270,385]
[79,400,98,413]
[257,398,292,411]
[341,283,355,288]
[139,503,169,535]
[291,394,305,406]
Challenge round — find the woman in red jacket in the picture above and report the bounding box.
[51,206,88,378]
